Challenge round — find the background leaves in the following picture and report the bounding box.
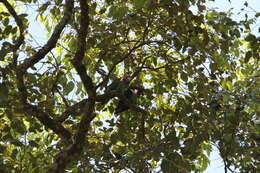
[0,0,259,172]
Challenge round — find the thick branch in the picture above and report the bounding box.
[70,0,95,97]
[16,71,72,141]
[56,91,118,123]
[15,0,74,141]
[48,0,96,171]
[18,0,74,72]
[47,100,95,173]
[48,90,147,172]
[25,104,72,141]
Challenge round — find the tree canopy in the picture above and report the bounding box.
[0,0,259,172]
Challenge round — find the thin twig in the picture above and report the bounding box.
[143,56,191,71]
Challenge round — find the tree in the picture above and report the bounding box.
[0,0,259,172]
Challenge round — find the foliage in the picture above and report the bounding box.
[0,0,259,172]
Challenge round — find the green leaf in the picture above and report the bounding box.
[245,34,256,42]
[245,51,252,63]
[109,5,128,19]
[161,152,182,173]
[11,148,18,159]
[29,140,39,147]
[0,83,8,106]
[64,81,74,95]
[18,13,28,18]
[38,1,51,12]
[68,37,77,52]
[226,80,232,90]
[10,139,23,146]
[11,120,26,134]
[3,25,12,36]
[0,144,6,153]
[2,18,9,26]
[181,72,188,82]
[88,137,99,143]
[94,120,103,127]
[171,79,178,87]
[133,0,146,9]
[173,37,182,51]
[209,63,218,72]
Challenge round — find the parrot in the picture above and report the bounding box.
[115,87,141,114]
[102,74,143,114]
[102,75,131,104]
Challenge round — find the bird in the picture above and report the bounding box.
[115,87,142,114]
[102,74,144,114]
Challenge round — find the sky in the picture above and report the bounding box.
[14,0,260,172]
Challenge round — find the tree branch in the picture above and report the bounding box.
[128,57,148,82]
[70,0,95,98]
[70,0,96,157]
[56,91,118,122]
[47,101,95,173]
[143,56,191,71]
[18,0,74,72]
[48,88,147,172]
[15,0,74,141]
[26,104,72,141]
[48,0,97,171]
[15,71,72,141]
[0,0,25,66]
[96,41,147,89]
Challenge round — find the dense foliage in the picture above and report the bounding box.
[0,0,259,172]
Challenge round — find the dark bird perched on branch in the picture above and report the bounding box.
[105,75,131,93]
[102,74,144,114]
[98,59,147,113]
[101,75,131,104]
[115,86,144,114]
